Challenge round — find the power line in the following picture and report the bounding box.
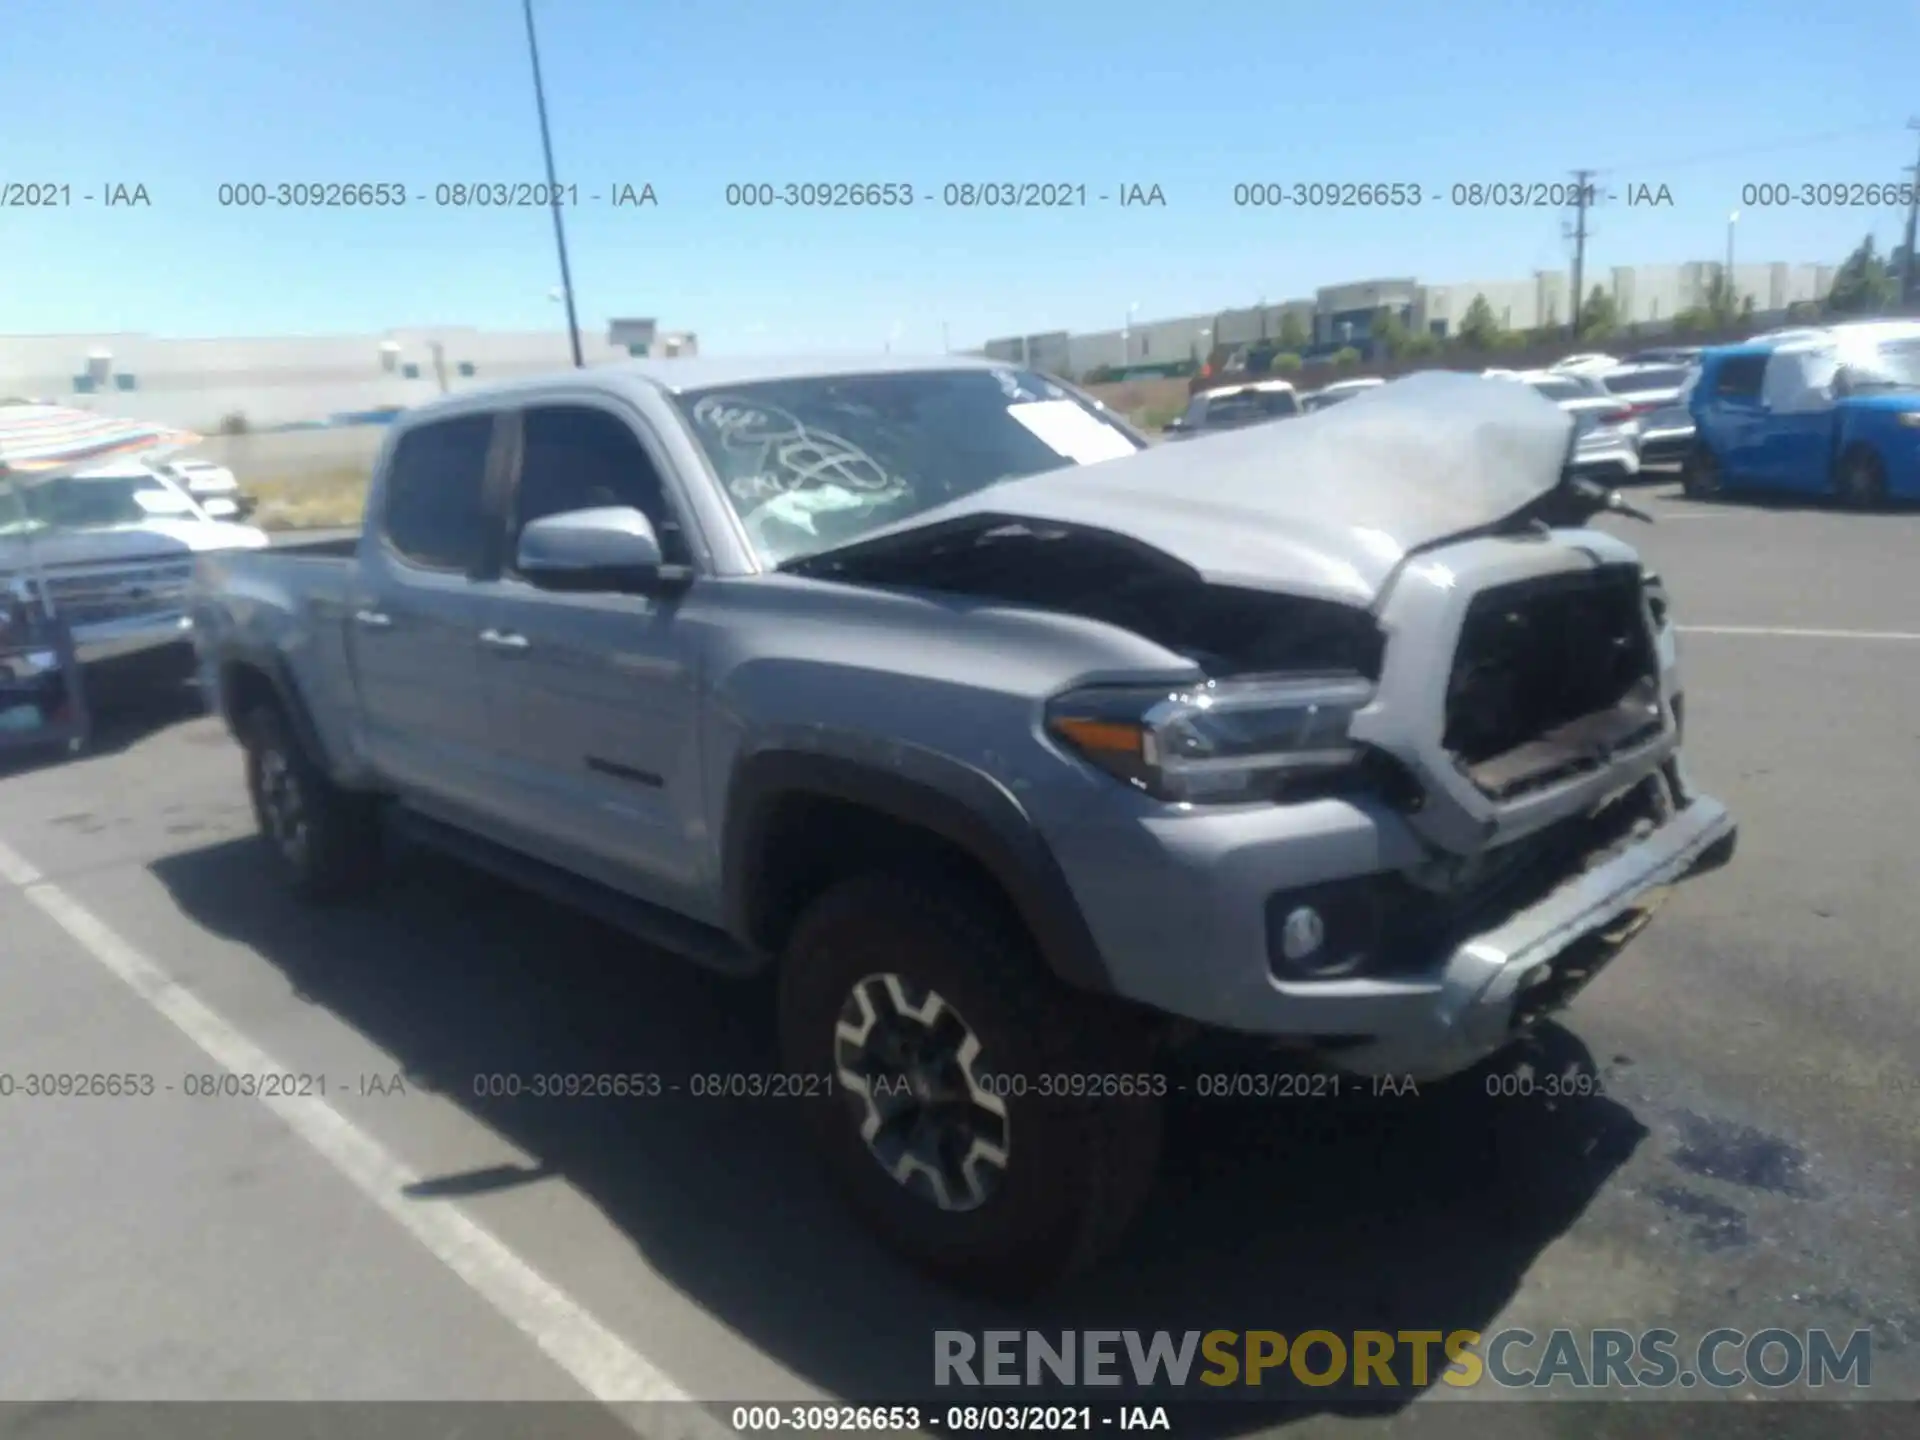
[1589,122,1911,179]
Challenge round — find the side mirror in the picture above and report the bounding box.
[1162,416,1190,434]
[515,506,681,594]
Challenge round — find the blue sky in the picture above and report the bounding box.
[4,0,1917,352]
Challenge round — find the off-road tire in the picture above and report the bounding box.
[778,872,1164,1300]
[1835,445,1888,510]
[1680,443,1722,500]
[241,703,381,903]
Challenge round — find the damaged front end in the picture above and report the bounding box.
[788,517,1421,808]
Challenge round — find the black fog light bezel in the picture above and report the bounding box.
[1264,878,1386,981]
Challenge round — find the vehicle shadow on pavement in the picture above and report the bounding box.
[151,836,1648,1433]
[1653,483,1920,516]
[0,680,205,781]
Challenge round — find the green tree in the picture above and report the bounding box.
[1826,234,1897,315]
[1399,331,1442,358]
[1330,346,1362,369]
[1371,306,1411,358]
[1269,352,1303,373]
[1277,310,1311,351]
[1578,285,1620,340]
[1670,307,1713,337]
[1456,293,1503,351]
[1703,269,1741,326]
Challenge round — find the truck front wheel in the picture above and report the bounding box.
[1835,445,1888,510]
[777,873,1163,1299]
[240,704,381,903]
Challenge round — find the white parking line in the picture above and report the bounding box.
[1677,625,1920,642]
[0,835,732,1438]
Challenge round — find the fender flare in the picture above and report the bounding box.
[721,744,1113,994]
[214,645,331,772]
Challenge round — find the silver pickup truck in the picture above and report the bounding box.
[191,358,1736,1298]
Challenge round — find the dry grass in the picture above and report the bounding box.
[242,466,371,530]
[1085,377,1190,431]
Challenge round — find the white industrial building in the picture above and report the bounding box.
[986,261,1836,376]
[0,322,698,432]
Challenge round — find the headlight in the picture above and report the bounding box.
[1045,675,1374,804]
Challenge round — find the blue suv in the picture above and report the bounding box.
[1684,320,1920,507]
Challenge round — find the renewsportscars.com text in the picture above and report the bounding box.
[934,1328,1873,1392]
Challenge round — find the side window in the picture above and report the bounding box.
[382,414,494,572]
[514,405,691,566]
[1712,355,1766,400]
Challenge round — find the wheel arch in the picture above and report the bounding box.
[721,745,1113,995]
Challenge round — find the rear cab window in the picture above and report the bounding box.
[1710,354,1767,400]
[381,413,495,572]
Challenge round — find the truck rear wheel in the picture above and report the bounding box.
[241,704,381,903]
[777,873,1163,1300]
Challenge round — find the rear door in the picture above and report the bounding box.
[349,411,508,816]
[476,399,710,914]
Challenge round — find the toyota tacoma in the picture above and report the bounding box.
[190,358,1736,1298]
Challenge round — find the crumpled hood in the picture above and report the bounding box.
[787,371,1575,607]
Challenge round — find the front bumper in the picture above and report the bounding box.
[1052,773,1733,1081]
[1569,441,1641,481]
[72,612,195,665]
[1637,426,1694,464]
[1329,783,1732,1079]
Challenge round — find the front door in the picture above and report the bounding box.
[478,400,709,917]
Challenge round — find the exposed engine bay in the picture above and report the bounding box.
[789,519,1386,679]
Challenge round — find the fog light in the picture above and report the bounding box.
[1266,881,1382,981]
[1279,906,1326,963]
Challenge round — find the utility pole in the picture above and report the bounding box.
[1901,118,1920,307]
[1567,168,1595,342]
[522,0,583,368]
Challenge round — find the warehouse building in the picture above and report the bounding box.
[0,322,698,432]
[987,261,1836,377]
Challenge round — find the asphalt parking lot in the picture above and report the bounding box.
[2,475,1917,1439]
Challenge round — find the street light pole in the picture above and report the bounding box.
[521,0,583,368]
[1726,210,1738,318]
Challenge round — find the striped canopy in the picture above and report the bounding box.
[0,404,200,479]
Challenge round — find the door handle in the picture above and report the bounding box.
[479,628,530,652]
[353,609,392,629]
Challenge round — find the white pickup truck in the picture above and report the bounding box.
[1,461,271,691]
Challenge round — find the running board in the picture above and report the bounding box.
[389,808,762,978]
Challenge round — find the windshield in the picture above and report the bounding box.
[669,367,1146,565]
[1603,366,1688,393]
[1202,388,1299,426]
[1845,338,1920,390]
[0,472,202,536]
